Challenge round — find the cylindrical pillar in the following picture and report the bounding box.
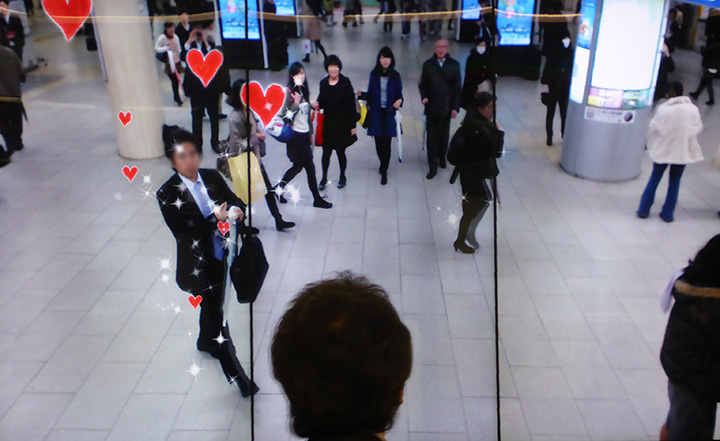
[93,0,164,159]
[560,0,668,182]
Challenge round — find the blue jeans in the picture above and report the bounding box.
[637,163,686,221]
[666,381,716,440]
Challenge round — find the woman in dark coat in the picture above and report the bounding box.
[358,46,403,185]
[660,234,720,440]
[313,55,358,190]
[449,92,503,254]
[461,36,494,110]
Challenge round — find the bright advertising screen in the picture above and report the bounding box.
[497,0,535,46]
[461,0,481,20]
[589,0,665,108]
[569,0,595,103]
[218,0,261,40]
[274,0,296,16]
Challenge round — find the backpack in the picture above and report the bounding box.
[447,126,466,166]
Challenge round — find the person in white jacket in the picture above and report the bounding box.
[155,21,183,106]
[637,81,704,222]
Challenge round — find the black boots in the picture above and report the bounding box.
[453,238,475,254]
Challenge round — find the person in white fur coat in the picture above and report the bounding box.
[637,81,704,223]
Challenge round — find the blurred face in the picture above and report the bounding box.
[478,101,494,120]
[327,64,340,77]
[171,142,202,177]
[476,42,487,54]
[180,13,189,25]
[435,40,449,60]
[380,55,392,69]
[165,26,174,37]
[293,69,305,86]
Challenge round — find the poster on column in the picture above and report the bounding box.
[218,0,261,40]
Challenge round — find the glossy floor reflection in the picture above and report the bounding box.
[0,9,719,441]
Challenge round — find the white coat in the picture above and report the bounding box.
[647,96,704,165]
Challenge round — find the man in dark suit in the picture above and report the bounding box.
[182,26,229,153]
[0,1,24,62]
[175,12,191,61]
[156,125,259,397]
[419,38,462,179]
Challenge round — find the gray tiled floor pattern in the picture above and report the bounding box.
[1,10,720,441]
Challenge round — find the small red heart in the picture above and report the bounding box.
[122,166,138,182]
[217,221,230,235]
[43,0,92,41]
[241,82,286,127]
[118,112,132,127]
[188,295,203,309]
[186,49,224,88]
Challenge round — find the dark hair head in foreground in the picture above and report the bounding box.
[271,272,413,438]
[666,81,684,98]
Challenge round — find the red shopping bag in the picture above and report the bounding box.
[314,111,325,146]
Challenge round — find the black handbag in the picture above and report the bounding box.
[230,234,269,304]
[155,52,169,63]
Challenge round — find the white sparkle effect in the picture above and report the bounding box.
[161,273,170,283]
[214,333,227,345]
[186,360,204,379]
[173,305,182,315]
[446,213,459,228]
[172,198,183,209]
[142,174,152,186]
[113,192,124,201]
[175,182,188,193]
[158,257,172,272]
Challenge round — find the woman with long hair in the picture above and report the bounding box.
[358,46,403,185]
[224,79,296,230]
[276,62,333,209]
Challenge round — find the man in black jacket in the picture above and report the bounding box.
[175,12,191,61]
[419,38,462,179]
[183,29,229,153]
[660,234,720,439]
[156,125,259,397]
[0,26,24,168]
[0,1,24,62]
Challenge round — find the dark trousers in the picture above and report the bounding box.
[197,257,254,391]
[375,135,392,174]
[401,2,413,34]
[260,163,283,220]
[694,74,715,102]
[426,117,451,173]
[666,381,716,440]
[280,133,323,202]
[190,95,220,150]
[0,103,24,155]
[458,181,491,241]
[167,72,181,103]
[321,145,348,181]
[545,83,568,141]
[638,163,685,221]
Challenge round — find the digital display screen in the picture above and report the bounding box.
[461,0,481,20]
[576,0,595,49]
[590,0,665,91]
[496,0,535,46]
[274,0,296,16]
[218,0,261,40]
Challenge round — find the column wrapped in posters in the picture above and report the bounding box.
[228,152,268,204]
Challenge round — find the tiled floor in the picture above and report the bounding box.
[1,10,720,441]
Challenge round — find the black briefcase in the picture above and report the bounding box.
[230,235,269,304]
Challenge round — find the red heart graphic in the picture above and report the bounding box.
[43,0,92,41]
[241,82,286,127]
[186,49,223,88]
[188,295,203,309]
[118,112,132,127]
[122,166,138,182]
[217,221,230,235]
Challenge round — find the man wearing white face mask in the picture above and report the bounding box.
[540,1,573,146]
[461,36,494,110]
